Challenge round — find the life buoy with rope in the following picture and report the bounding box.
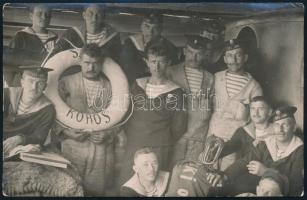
[43,48,132,131]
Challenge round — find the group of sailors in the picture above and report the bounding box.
[3,4,304,197]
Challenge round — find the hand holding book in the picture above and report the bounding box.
[3,135,24,155]
[4,144,71,168]
[4,144,41,159]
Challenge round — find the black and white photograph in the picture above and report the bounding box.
[2,2,304,197]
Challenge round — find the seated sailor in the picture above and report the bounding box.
[206,105,303,196]
[3,65,55,156]
[120,147,170,197]
[219,96,274,159]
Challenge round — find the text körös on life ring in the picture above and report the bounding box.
[43,49,130,131]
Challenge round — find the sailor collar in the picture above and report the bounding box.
[136,77,180,96]
[21,27,57,39]
[123,171,169,197]
[264,135,303,162]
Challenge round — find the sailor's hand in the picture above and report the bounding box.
[23,144,41,153]
[236,192,257,197]
[89,131,109,144]
[3,135,23,155]
[63,129,88,141]
[116,130,127,147]
[252,139,260,147]
[247,160,268,176]
[206,172,226,187]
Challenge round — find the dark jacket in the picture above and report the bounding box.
[4,87,56,145]
[124,79,188,147]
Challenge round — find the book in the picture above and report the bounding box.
[4,145,71,169]
[20,152,71,169]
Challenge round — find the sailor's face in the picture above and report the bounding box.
[21,75,46,100]
[184,45,207,68]
[80,54,101,80]
[146,54,169,78]
[273,118,295,142]
[141,21,161,42]
[30,5,51,28]
[250,101,272,124]
[224,48,247,73]
[83,6,104,31]
[134,153,159,182]
[256,179,282,196]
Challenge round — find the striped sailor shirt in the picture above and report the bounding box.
[86,29,107,45]
[185,67,203,94]
[17,100,31,115]
[145,83,168,99]
[36,32,55,52]
[83,78,105,108]
[36,32,49,43]
[226,72,250,97]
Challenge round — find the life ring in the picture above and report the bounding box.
[43,48,130,131]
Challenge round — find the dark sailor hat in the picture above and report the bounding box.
[199,20,224,40]
[202,20,224,34]
[19,65,53,79]
[185,34,213,50]
[271,106,297,122]
[142,13,163,25]
[224,38,249,52]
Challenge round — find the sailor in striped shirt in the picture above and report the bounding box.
[166,34,215,164]
[8,4,57,88]
[207,38,263,171]
[4,65,55,156]
[223,39,251,99]
[9,4,58,54]
[184,35,213,96]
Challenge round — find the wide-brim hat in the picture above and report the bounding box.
[3,46,46,71]
[19,65,53,79]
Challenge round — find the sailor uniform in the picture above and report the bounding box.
[222,135,303,196]
[120,171,169,197]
